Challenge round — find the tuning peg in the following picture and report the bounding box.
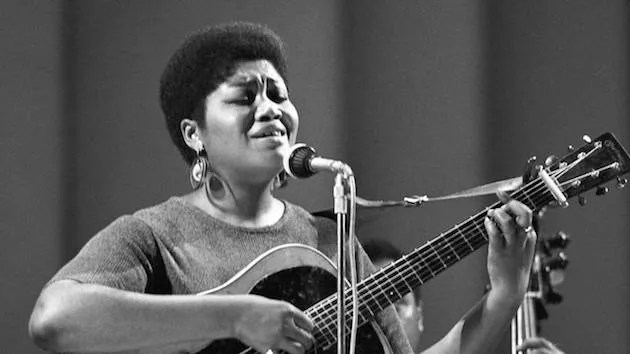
[548,269,566,287]
[596,186,609,196]
[544,155,558,167]
[567,145,575,152]
[617,177,628,189]
[546,290,564,304]
[546,231,570,249]
[582,135,592,144]
[578,194,587,206]
[544,252,569,271]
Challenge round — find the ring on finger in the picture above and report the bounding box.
[524,225,534,234]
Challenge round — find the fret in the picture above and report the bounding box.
[347,309,370,328]
[388,262,411,298]
[441,233,462,262]
[367,276,390,310]
[358,293,379,318]
[376,267,402,303]
[318,322,335,344]
[401,254,424,287]
[359,278,386,314]
[518,189,537,209]
[458,221,475,251]
[472,217,488,241]
[427,240,448,269]
[394,257,416,290]
[310,299,332,320]
[417,250,436,279]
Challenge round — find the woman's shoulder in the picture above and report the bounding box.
[128,196,203,232]
[281,200,336,232]
[94,197,184,235]
[132,196,186,219]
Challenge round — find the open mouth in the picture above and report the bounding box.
[253,127,288,139]
[258,130,286,138]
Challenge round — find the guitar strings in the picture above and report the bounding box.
[305,174,558,349]
[330,163,591,347]
[239,163,583,353]
[240,145,613,352]
[308,178,554,347]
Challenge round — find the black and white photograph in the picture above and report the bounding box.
[2,1,629,353]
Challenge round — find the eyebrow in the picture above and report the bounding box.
[226,75,285,89]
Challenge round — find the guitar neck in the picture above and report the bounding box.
[306,182,553,347]
[355,188,542,315]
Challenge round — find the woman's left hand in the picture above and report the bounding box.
[484,191,537,304]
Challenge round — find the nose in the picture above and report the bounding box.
[254,95,282,122]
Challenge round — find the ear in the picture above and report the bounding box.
[181,119,203,152]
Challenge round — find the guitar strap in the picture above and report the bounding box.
[311,176,523,227]
[355,176,523,208]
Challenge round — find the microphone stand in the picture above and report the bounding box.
[282,143,357,354]
[334,173,348,354]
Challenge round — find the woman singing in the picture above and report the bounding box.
[29,22,536,354]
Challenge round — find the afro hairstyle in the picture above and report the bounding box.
[159,22,288,165]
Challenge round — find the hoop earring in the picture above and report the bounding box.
[272,171,289,191]
[189,150,208,190]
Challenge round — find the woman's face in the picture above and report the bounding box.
[199,60,298,183]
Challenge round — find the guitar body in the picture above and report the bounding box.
[197,244,391,354]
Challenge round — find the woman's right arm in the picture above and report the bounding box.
[29,280,314,353]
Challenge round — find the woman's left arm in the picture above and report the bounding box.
[423,193,536,354]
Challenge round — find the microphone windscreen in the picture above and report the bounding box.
[283,143,318,178]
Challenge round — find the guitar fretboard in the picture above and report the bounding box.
[304,180,554,350]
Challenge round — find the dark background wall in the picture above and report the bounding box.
[2,1,628,353]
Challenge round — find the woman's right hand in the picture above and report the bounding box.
[233,295,314,354]
[516,336,565,353]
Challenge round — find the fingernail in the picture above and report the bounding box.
[497,191,510,203]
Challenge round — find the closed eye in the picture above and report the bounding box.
[267,85,289,104]
[230,89,256,105]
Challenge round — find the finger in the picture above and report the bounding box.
[502,201,533,230]
[283,320,314,350]
[253,344,274,354]
[490,208,518,245]
[276,338,305,354]
[484,213,504,249]
[524,225,537,255]
[497,190,511,204]
[516,336,552,350]
[291,310,314,332]
[496,191,534,230]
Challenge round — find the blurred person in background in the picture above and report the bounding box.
[363,238,424,353]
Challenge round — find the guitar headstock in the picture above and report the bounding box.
[519,132,630,210]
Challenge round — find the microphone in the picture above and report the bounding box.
[283,143,353,178]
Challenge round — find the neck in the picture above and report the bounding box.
[189,172,283,228]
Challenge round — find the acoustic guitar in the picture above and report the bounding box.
[196,132,628,354]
